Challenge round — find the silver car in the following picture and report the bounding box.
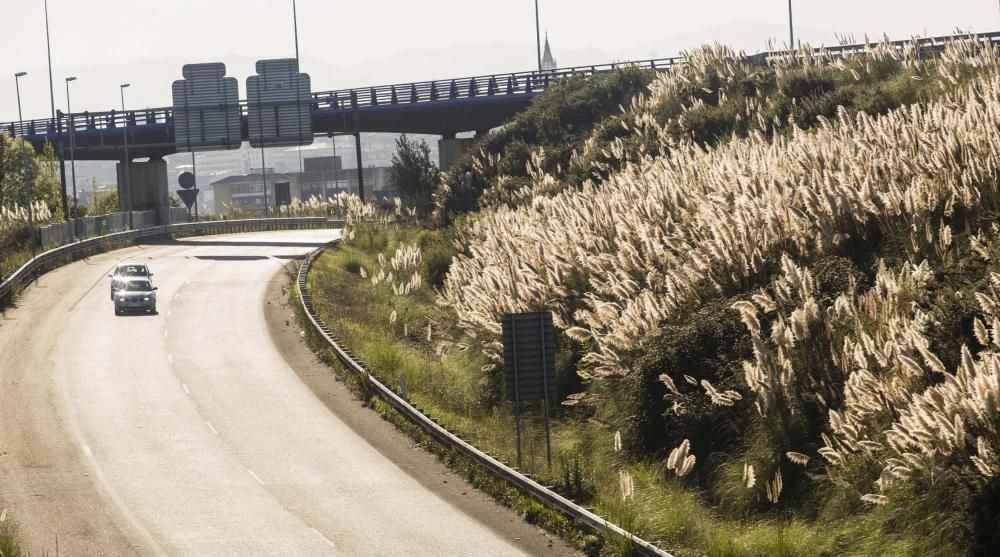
[114,278,158,315]
[110,262,153,300]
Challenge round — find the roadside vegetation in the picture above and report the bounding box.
[309,36,1000,556]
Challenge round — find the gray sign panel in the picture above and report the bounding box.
[247,59,313,148]
[171,63,241,152]
[502,312,557,402]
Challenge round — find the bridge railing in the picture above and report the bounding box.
[6,31,1000,141]
[310,57,681,111]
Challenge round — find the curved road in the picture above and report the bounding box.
[0,230,543,556]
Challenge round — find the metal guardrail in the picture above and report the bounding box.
[0,217,341,301]
[14,30,1000,142]
[295,242,673,557]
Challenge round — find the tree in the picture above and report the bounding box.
[89,180,120,216]
[0,132,64,220]
[390,134,438,217]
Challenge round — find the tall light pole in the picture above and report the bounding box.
[292,0,303,177]
[14,72,35,259]
[534,0,542,71]
[120,83,133,230]
[787,0,795,49]
[44,0,69,222]
[292,0,300,62]
[65,77,78,221]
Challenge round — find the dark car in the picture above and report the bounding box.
[113,278,158,315]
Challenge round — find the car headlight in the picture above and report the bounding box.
[143,297,150,301]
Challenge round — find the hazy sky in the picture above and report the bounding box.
[1,0,998,121]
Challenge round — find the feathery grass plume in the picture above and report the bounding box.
[614,430,623,453]
[742,462,756,488]
[619,469,635,501]
[441,37,1000,377]
[667,439,696,477]
[766,469,783,504]
[861,493,889,505]
[786,452,810,466]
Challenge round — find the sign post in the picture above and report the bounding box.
[502,311,557,469]
[177,171,198,216]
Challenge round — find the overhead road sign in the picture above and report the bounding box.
[171,63,241,152]
[247,59,313,148]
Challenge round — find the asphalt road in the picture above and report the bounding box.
[0,230,539,556]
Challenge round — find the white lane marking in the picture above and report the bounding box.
[82,444,93,457]
[181,383,190,395]
[167,310,172,317]
[247,468,264,485]
[205,421,219,435]
[167,354,173,364]
[311,528,337,548]
[163,330,169,338]
[173,293,179,300]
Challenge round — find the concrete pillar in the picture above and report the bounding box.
[117,158,169,225]
[438,137,476,171]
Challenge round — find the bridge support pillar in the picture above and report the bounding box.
[117,158,169,226]
[438,136,476,171]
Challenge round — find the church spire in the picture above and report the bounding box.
[541,31,557,71]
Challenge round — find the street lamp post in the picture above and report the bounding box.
[14,71,35,259]
[292,0,303,176]
[535,0,542,72]
[787,0,795,49]
[65,77,78,222]
[120,83,133,230]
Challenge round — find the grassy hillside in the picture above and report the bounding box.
[311,36,1000,555]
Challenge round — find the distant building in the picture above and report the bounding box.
[210,155,396,216]
[541,32,558,70]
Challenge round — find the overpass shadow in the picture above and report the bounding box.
[149,238,330,249]
[192,255,270,261]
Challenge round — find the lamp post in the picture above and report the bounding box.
[65,76,78,221]
[292,0,303,176]
[120,83,133,230]
[534,0,542,72]
[787,0,795,49]
[14,71,35,259]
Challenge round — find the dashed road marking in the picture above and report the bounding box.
[82,444,93,457]
[167,310,172,317]
[206,421,219,435]
[181,383,190,395]
[247,468,264,485]
[167,355,173,364]
[163,330,169,338]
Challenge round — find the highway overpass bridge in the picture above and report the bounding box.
[1,31,996,220]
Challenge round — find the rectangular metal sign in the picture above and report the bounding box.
[247,59,313,148]
[171,63,241,152]
[502,312,557,402]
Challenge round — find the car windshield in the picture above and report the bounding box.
[119,265,148,277]
[124,280,152,291]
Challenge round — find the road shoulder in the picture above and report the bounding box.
[263,263,577,557]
